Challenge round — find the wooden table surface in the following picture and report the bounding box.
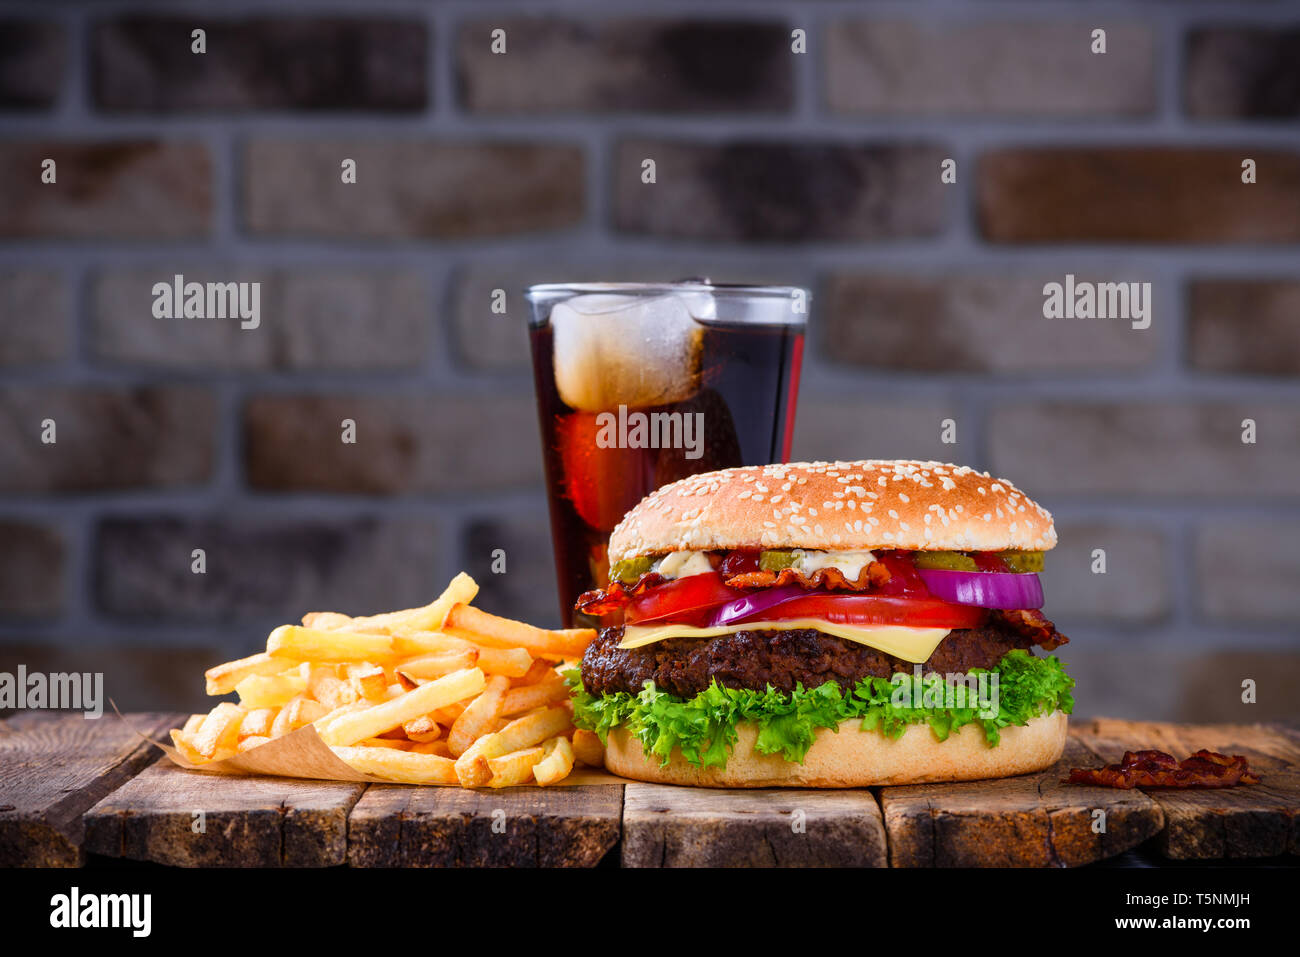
[2,712,1296,868]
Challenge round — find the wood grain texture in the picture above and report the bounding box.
[0,711,178,867]
[880,736,1164,867]
[84,756,367,867]
[621,784,887,867]
[1072,718,1300,860]
[347,784,622,867]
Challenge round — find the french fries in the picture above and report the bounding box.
[176,573,595,788]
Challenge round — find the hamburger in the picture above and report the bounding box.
[568,460,1074,787]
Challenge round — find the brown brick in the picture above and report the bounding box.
[93,16,426,112]
[1186,28,1300,119]
[988,402,1300,497]
[0,642,220,714]
[461,511,561,629]
[91,268,430,371]
[458,18,792,113]
[1195,520,1300,624]
[0,141,210,239]
[0,19,64,108]
[243,140,583,239]
[0,272,69,366]
[450,260,808,371]
[244,393,542,494]
[827,20,1154,116]
[1040,522,1168,624]
[1188,280,1300,376]
[96,516,440,622]
[614,139,946,242]
[790,398,967,464]
[0,387,215,493]
[822,273,1157,374]
[0,522,63,618]
[978,148,1300,243]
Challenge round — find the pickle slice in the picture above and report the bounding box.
[912,550,978,572]
[759,549,801,571]
[610,555,653,583]
[1001,550,1044,573]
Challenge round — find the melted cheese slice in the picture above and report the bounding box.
[618,619,949,664]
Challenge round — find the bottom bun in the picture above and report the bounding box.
[603,710,1068,788]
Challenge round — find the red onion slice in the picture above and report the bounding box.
[707,585,808,628]
[915,569,1044,610]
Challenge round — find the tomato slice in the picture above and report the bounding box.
[751,592,987,630]
[624,572,742,626]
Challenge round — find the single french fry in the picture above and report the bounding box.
[391,632,476,658]
[410,739,453,757]
[312,699,369,735]
[238,707,276,739]
[533,735,575,786]
[498,676,569,717]
[345,572,479,636]
[448,675,510,756]
[571,729,604,767]
[319,668,486,746]
[237,735,272,753]
[442,604,595,658]
[303,611,353,630]
[193,702,244,759]
[475,646,534,678]
[345,663,387,701]
[487,746,546,788]
[430,702,468,726]
[397,649,479,682]
[357,737,410,750]
[234,672,307,709]
[332,746,460,785]
[510,658,556,687]
[402,714,442,743]
[266,624,395,663]
[205,651,293,696]
[181,714,205,736]
[170,728,209,765]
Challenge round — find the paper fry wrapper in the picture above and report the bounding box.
[145,717,624,787]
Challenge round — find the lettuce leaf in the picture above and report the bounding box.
[566,650,1074,770]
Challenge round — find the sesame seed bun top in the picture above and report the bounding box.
[607,460,1057,562]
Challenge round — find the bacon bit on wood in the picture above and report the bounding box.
[1066,749,1260,789]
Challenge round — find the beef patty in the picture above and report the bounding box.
[580,616,1061,699]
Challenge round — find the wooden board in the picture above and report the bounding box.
[1072,718,1300,860]
[879,736,1164,867]
[347,783,623,867]
[0,711,179,867]
[85,756,367,867]
[621,783,887,867]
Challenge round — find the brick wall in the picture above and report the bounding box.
[1,2,1297,722]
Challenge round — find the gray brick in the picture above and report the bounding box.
[458,18,792,113]
[790,398,967,464]
[0,141,210,239]
[827,20,1154,116]
[92,268,430,371]
[1039,522,1168,624]
[0,521,63,619]
[614,139,947,242]
[461,510,561,629]
[243,140,584,239]
[822,273,1157,374]
[1186,28,1300,119]
[96,516,440,622]
[1188,280,1300,377]
[988,402,1300,497]
[978,148,1300,243]
[0,272,69,366]
[1196,521,1300,624]
[0,19,64,108]
[244,393,542,494]
[93,16,427,112]
[0,387,215,493]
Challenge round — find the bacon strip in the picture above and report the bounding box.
[1067,749,1260,789]
[993,608,1069,651]
[723,561,891,593]
[574,573,666,617]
